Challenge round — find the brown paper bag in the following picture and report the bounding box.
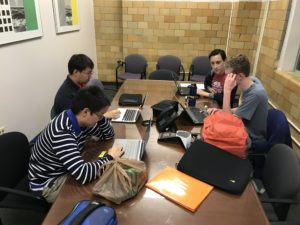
[92,158,147,204]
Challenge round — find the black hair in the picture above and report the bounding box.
[208,49,227,61]
[68,54,94,74]
[226,54,251,77]
[71,86,110,115]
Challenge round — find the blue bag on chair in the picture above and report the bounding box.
[59,200,117,225]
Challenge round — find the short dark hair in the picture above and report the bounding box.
[71,86,110,115]
[208,49,227,61]
[68,54,94,74]
[226,54,251,77]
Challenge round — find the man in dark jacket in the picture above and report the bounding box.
[53,54,119,119]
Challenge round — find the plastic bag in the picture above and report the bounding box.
[92,158,147,204]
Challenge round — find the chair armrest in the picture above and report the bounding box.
[116,60,124,70]
[251,179,266,194]
[0,186,49,210]
[143,63,148,79]
[247,151,267,160]
[180,64,185,80]
[188,65,193,81]
[115,60,125,80]
[0,186,43,201]
[260,196,297,204]
[270,221,300,225]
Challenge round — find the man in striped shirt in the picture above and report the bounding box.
[29,86,123,203]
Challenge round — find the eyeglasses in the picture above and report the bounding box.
[81,70,93,76]
[94,112,103,120]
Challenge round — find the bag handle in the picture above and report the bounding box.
[69,201,104,225]
[115,162,132,191]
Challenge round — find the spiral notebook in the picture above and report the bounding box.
[146,167,213,212]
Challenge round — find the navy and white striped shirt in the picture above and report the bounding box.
[28,109,114,191]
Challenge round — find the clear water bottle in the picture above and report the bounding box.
[203,105,208,116]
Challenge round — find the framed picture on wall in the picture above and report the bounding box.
[0,0,42,45]
[52,0,79,34]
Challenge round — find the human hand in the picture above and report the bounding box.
[197,89,210,98]
[207,108,220,115]
[104,109,121,119]
[224,73,237,92]
[107,146,124,158]
[208,87,217,94]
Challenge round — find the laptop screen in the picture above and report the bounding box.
[142,118,152,143]
[139,94,147,109]
[172,74,181,91]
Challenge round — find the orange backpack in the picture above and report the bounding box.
[202,111,248,159]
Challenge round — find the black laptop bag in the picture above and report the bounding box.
[119,93,142,106]
[177,140,253,194]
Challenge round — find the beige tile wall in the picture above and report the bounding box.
[227,2,264,65]
[121,1,232,74]
[94,0,265,80]
[94,0,300,147]
[94,0,123,81]
[255,0,300,147]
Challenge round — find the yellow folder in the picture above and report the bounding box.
[146,167,213,212]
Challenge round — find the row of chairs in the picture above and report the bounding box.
[115,54,211,89]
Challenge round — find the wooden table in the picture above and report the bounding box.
[42,80,269,225]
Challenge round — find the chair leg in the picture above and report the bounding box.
[115,69,119,90]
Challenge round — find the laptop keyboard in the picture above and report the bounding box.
[190,107,201,115]
[122,141,141,160]
[190,107,206,120]
[123,109,136,121]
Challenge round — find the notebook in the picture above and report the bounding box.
[146,167,213,212]
[177,99,207,125]
[112,95,147,123]
[113,119,151,161]
[177,140,253,194]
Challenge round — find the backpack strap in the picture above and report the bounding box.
[69,201,104,225]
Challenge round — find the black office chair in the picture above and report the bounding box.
[255,109,292,153]
[115,54,147,89]
[0,132,50,215]
[252,144,300,223]
[50,105,57,119]
[250,109,293,178]
[87,78,104,90]
[188,56,211,82]
[156,55,185,80]
[148,69,174,80]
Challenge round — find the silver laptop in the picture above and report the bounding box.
[113,119,151,161]
[112,95,146,123]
